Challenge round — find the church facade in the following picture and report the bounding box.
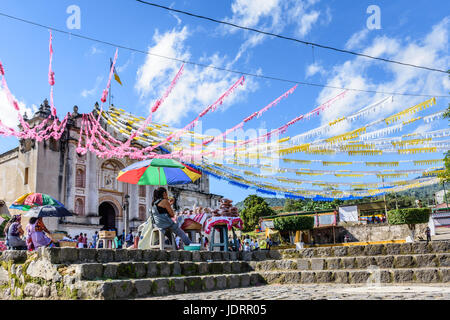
[0,100,222,240]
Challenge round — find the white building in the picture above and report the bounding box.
[0,100,222,241]
[435,190,450,205]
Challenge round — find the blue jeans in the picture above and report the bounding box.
[154,213,191,246]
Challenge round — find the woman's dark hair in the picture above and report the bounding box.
[3,215,17,235]
[152,187,167,205]
[29,217,38,225]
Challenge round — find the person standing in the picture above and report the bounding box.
[92,231,99,247]
[266,237,271,250]
[425,227,431,243]
[125,228,134,248]
[134,232,141,248]
[77,233,84,248]
[114,234,122,249]
[83,233,88,248]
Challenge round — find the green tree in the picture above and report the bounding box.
[273,215,314,244]
[240,195,275,231]
[439,74,450,183]
[387,208,431,241]
[283,199,304,212]
[273,215,315,232]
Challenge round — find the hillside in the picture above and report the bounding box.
[235,183,445,211]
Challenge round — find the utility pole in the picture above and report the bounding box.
[443,181,450,211]
[394,191,399,210]
[123,194,130,247]
[382,176,388,215]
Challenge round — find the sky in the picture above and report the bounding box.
[0,0,449,203]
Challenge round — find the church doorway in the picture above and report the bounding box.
[99,202,117,230]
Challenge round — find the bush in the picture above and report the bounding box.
[273,215,314,232]
[240,195,275,232]
[387,208,431,225]
[0,214,11,238]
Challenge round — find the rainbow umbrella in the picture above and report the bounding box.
[116,158,202,185]
[10,193,64,211]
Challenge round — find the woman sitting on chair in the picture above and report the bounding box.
[152,187,191,248]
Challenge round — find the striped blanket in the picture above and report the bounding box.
[203,216,243,235]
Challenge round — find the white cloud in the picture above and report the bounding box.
[81,75,104,98]
[89,45,104,55]
[305,62,326,78]
[169,12,182,26]
[413,123,433,134]
[228,0,282,29]
[135,27,258,125]
[298,10,320,37]
[224,0,324,65]
[116,54,134,73]
[314,16,450,136]
[0,89,35,129]
[321,6,332,26]
[345,29,369,50]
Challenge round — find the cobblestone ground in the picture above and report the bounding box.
[139,284,450,300]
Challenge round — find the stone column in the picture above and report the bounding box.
[129,184,138,220]
[64,142,75,212]
[87,152,99,215]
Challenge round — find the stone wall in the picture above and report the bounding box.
[337,223,428,242]
[0,147,38,212]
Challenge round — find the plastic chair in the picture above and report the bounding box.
[209,224,229,252]
[148,227,176,250]
[183,221,203,244]
[96,238,116,249]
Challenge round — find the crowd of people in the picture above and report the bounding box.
[3,216,57,251]
[2,215,143,251]
[3,187,271,252]
[366,215,387,224]
[172,234,273,251]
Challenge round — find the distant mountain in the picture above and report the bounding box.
[235,183,444,210]
[235,197,286,210]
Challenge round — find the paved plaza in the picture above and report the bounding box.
[140,283,450,300]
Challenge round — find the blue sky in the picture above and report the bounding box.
[0,0,449,203]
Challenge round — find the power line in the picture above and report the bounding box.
[136,0,450,75]
[0,11,449,98]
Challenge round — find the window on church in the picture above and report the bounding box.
[139,185,146,198]
[75,198,85,216]
[24,167,29,185]
[76,169,85,188]
[139,205,146,221]
[49,138,59,152]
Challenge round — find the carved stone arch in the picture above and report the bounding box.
[100,159,125,171]
[99,159,126,191]
[98,195,123,218]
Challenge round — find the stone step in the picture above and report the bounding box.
[285,241,450,259]
[68,260,253,281]
[258,267,450,285]
[36,248,281,265]
[252,253,450,271]
[74,272,265,300]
